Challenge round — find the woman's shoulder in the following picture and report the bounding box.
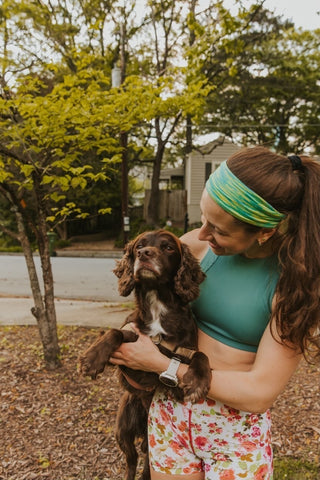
[180,229,208,261]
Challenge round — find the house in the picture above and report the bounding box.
[185,136,241,224]
[156,136,240,225]
[140,136,241,225]
[158,166,184,190]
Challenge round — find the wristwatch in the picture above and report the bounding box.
[159,357,181,387]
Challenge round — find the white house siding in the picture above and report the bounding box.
[186,139,241,225]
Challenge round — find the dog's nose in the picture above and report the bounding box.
[138,247,155,258]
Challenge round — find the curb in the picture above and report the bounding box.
[56,250,123,259]
[0,250,124,259]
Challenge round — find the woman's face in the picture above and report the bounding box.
[199,190,263,257]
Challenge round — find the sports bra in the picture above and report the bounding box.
[192,248,280,353]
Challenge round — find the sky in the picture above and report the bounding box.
[134,0,319,30]
[135,0,319,30]
[243,0,319,29]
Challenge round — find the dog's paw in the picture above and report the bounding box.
[79,356,105,380]
[180,372,211,403]
[180,352,212,403]
[78,351,108,380]
[79,329,124,380]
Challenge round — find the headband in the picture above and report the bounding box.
[205,161,286,228]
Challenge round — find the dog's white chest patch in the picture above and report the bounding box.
[146,291,168,336]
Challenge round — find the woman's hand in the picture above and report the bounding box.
[109,324,170,374]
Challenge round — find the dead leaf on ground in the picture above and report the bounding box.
[0,326,319,479]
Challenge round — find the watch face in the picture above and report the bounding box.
[159,374,178,387]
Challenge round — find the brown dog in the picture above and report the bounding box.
[80,230,211,480]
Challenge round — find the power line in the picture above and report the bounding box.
[185,124,320,128]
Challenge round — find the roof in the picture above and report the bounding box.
[160,166,184,180]
[195,136,236,155]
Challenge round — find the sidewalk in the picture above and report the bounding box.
[0,296,131,328]
[0,239,131,328]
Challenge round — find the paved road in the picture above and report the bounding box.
[0,254,131,302]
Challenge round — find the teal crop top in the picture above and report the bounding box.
[192,248,280,353]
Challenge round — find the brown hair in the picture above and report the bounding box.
[228,146,320,360]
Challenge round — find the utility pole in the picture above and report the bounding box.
[112,22,129,247]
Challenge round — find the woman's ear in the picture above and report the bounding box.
[257,227,277,246]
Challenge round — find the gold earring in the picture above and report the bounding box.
[258,238,266,246]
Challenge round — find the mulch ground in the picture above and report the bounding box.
[0,325,319,480]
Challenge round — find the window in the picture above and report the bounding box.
[205,162,212,182]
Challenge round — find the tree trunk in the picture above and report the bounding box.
[15,208,61,370]
[56,220,68,241]
[147,148,164,226]
[184,0,196,187]
[147,118,165,226]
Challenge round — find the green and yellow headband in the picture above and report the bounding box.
[206,161,286,228]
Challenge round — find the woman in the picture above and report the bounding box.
[110,146,320,480]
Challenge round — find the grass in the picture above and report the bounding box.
[274,457,319,479]
[0,245,23,252]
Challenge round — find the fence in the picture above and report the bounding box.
[143,190,187,223]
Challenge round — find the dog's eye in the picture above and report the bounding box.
[136,243,144,250]
[162,243,174,251]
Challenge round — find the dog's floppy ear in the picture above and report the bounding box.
[174,242,206,304]
[113,239,136,296]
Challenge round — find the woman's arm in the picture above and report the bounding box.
[110,321,301,413]
[204,322,302,413]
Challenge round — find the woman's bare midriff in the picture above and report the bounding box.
[181,237,259,372]
[198,329,256,371]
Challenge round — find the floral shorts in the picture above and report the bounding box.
[148,389,273,479]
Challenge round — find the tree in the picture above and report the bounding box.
[0,42,167,367]
[196,5,320,154]
[0,64,118,367]
[0,0,156,367]
[118,0,213,225]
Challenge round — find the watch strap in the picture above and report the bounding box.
[165,357,180,376]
